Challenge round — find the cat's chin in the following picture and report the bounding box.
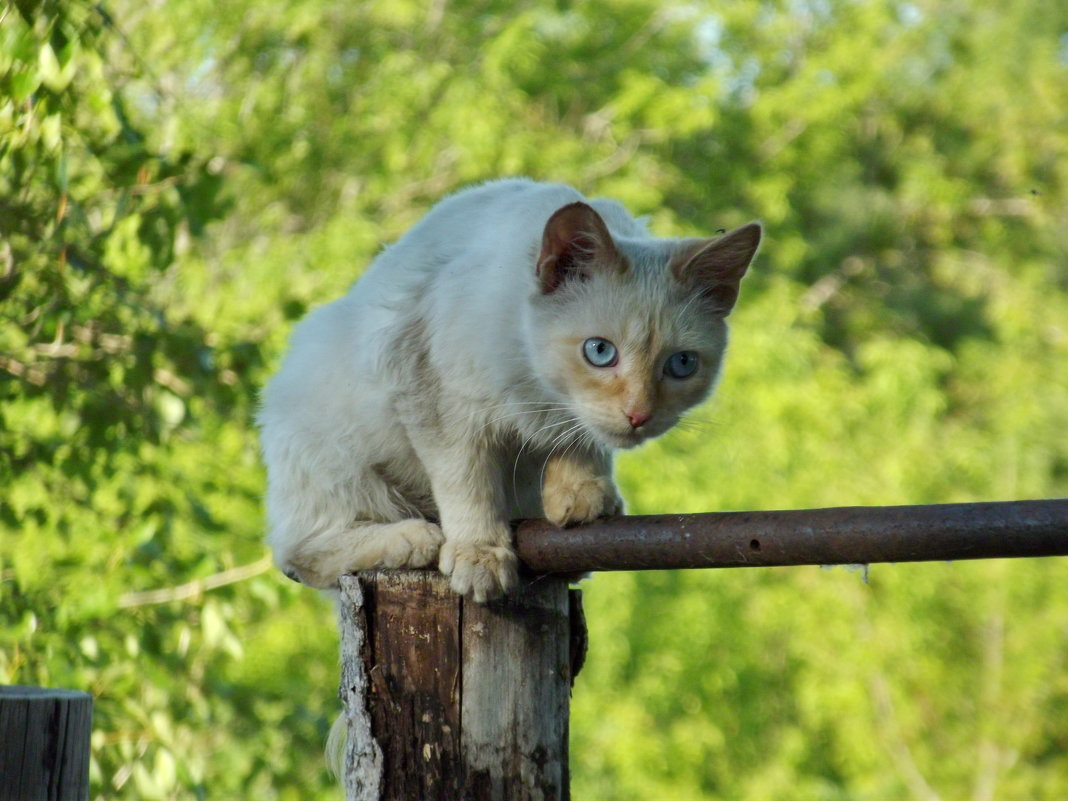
[598,428,650,450]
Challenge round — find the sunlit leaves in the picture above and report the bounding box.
[2,0,1066,799]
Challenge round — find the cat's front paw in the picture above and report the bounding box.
[543,476,622,528]
[439,541,518,603]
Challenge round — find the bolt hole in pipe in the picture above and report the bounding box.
[749,539,761,552]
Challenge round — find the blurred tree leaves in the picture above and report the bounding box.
[2,0,1066,798]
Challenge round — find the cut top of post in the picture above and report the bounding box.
[0,686,91,701]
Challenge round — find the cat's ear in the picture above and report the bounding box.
[673,222,762,316]
[537,202,623,293]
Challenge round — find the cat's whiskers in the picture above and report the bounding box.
[478,400,571,414]
[555,426,591,474]
[476,404,573,435]
[545,420,586,452]
[510,415,581,505]
[482,400,566,408]
[676,412,724,431]
[672,417,710,430]
[538,420,589,487]
[521,416,579,452]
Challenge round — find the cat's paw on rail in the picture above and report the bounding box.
[543,476,622,528]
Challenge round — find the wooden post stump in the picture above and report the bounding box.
[337,571,585,801]
[0,685,93,801]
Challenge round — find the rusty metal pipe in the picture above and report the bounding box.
[515,499,1068,574]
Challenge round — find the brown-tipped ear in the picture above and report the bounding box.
[672,222,762,315]
[537,202,623,293]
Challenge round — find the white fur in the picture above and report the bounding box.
[258,179,757,601]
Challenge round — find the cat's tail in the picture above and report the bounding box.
[325,713,347,780]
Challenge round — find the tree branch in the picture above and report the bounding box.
[116,555,274,608]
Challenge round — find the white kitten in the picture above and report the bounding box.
[258,179,760,601]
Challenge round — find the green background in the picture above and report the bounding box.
[2,0,1067,798]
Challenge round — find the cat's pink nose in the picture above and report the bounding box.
[625,410,651,428]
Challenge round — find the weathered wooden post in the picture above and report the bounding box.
[337,571,585,801]
[0,685,93,801]
[336,500,1068,800]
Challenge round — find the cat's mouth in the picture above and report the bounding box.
[599,425,651,450]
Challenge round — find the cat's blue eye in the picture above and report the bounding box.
[665,351,699,379]
[583,337,618,368]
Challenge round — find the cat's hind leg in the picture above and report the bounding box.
[263,413,443,588]
[279,518,444,589]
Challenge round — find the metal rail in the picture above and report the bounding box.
[515,499,1068,574]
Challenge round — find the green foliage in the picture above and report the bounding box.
[2,0,1066,798]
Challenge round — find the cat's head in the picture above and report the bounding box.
[527,201,761,450]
